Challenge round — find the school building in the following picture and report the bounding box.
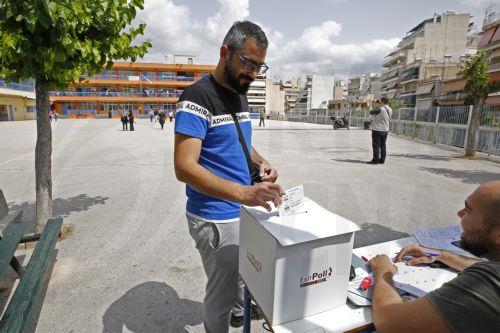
[0,80,36,121]
[49,61,216,118]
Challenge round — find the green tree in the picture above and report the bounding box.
[0,1,151,231]
[461,51,500,157]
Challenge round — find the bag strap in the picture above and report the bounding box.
[230,112,254,176]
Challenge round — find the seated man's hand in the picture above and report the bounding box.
[259,161,278,183]
[396,244,441,266]
[369,254,397,277]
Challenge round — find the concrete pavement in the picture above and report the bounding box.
[0,118,498,332]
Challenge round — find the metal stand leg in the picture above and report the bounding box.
[243,286,251,333]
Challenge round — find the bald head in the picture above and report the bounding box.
[475,181,500,227]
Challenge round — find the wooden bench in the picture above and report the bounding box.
[0,217,63,332]
[0,190,23,274]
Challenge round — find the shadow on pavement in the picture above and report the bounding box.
[389,153,452,162]
[419,167,500,184]
[331,159,368,164]
[8,194,108,222]
[354,223,410,248]
[102,281,202,333]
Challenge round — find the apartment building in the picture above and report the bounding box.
[282,79,301,114]
[481,14,500,105]
[49,61,215,117]
[247,74,267,113]
[381,11,478,109]
[347,73,381,110]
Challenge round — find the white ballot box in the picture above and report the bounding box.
[239,197,360,326]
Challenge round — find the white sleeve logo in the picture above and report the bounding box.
[177,101,212,122]
[211,112,250,128]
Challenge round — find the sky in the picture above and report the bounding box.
[132,0,497,80]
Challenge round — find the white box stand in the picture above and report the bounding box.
[239,197,360,326]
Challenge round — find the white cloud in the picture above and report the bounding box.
[458,0,494,8]
[133,2,399,77]
[267,20,399,78]
[205,0,250,43]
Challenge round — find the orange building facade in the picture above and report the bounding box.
[49,62,215,118]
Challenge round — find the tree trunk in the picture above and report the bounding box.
[464,95,485,157]
[35,76,53,232]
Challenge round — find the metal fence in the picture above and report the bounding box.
[283,105,500,157]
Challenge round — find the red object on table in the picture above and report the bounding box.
[359,276,372,291]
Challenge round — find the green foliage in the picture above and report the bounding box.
[460,51,500,99]
[0,0,151,89]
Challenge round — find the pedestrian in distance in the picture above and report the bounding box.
[169,110,174,122]
[367,96,392,165]
[149,109,154,122]
[128,110,134,131]
[121,111,128,131]
[158,110,166,130]
[259,109,265,127]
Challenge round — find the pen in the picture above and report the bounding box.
[361,256,369,262]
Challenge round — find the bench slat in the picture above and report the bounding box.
[0,223,27,278]
[0,218,63,333]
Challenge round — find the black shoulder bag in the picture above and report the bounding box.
[230,112,262,184]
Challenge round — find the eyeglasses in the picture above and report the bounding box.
[238,55,269,75]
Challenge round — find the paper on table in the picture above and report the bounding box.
[412,225,468,254]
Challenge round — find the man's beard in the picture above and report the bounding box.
[460,228,493,257]
[224,61,254,94]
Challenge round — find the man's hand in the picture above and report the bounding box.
[259,161,278,183]
[240,182,283,212]
[369,254,398,277]
[396,244,441,266]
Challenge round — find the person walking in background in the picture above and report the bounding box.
[169,110,174,122]
[121,111,128,130]
[367,96,392,165]
[128,110,135,131]
[49,110,54,122]
[149,109,154,122]
[158,110,166,130]
[54,112,58,121]
[259,108,265,127]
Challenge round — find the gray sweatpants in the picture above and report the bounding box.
[187,214,244,333]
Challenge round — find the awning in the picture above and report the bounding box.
[417,83,435,95]
[490,71,500,82]
[479,26,497,48]
[492,25,500,43]
[441,79,466,93]
[385,81,397,90]
[384,92,396,99]
[440,99,465,106]
[485,95,500,105]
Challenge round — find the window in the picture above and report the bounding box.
[188,58,193,64]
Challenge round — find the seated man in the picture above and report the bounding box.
[369,181,500,333]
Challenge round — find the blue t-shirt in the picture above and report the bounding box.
[174,75,252,221]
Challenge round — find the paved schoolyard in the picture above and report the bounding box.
[0,119,498,332]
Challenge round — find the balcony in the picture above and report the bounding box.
[0,80,35,92]
[400,75,419,84]
[79,74,196,82]
[50,91,182,98]
[383,53,406,68]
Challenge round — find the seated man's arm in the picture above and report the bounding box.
[174,134,281,210]
[370,255,451,333]
[396,244,480,272]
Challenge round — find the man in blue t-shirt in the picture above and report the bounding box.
[174,21,282,333]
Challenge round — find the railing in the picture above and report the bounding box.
[284,105,500,157]
[0,80,35,92]
[79,75,196,82]
[50,91,182,97]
